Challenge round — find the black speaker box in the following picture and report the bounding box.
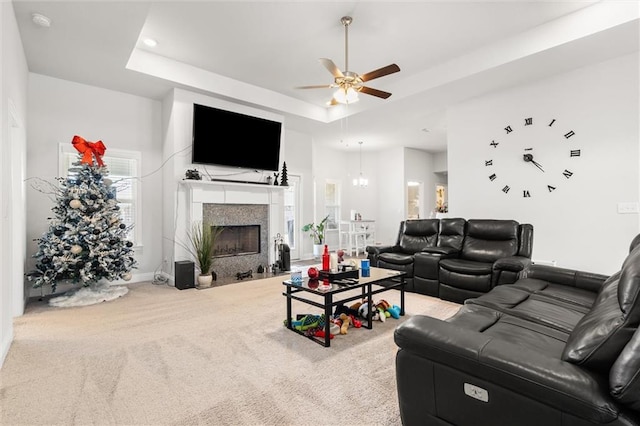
[175,261,195,290]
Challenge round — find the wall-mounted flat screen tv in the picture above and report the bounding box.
[192,103,282,172]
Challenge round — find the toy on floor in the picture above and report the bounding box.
[349,314,362,328]
[357,302,385,322]
[339,313,351,334]
[387,305,401,319]
[283,314,322,331]
[314,329,334,339]
[335,303,359,319]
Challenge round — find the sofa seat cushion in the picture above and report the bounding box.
[379,254,415,278]
[511,279,597,310]
[440,258,493,275]
[378,252,414,266]
[439,259,493,293]
[447,304,569,357]
[467,284,593,334]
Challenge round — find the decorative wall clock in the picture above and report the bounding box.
[485,117,581,197]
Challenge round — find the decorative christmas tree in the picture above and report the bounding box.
[280,161,289,186]
[28,136,137,293]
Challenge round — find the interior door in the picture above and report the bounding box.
[283,174,301,260]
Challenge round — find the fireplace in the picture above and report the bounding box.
[202,203,270,279]
[213,225,260,257]
[177,180,285,282]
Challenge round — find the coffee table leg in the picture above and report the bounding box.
[286,286,293,329]
[366,283,373,329]
[325,293,332,347]
[400,277,405,316]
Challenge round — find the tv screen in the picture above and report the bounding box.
[192,103,282,172]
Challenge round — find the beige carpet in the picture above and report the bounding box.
[1,277,460,426]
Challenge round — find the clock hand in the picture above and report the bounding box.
[530,159,545,172]
[523,153,545,172]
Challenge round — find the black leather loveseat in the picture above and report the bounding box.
[367,218,533,303]
[394,236,640,426]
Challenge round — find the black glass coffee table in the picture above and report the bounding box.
[282,267,407,347]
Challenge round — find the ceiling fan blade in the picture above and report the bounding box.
[319,58,344,78]
[360,64,400,82]
[296,84,334,89]
[359,86,392,99]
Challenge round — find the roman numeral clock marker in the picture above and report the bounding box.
[484,117,580,197]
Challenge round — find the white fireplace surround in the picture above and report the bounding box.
[177,180,285,271]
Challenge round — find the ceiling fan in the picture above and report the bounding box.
[297,16,400,105]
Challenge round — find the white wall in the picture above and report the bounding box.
[375,147,405,245]
[26,74,163,286]
[449,53,639,274]
[1,0,29,367]
[433,151,447,173]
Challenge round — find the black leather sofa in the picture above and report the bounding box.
[394,236,640,426]
[367,218,533,303]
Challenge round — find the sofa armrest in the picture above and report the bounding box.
[366,244,397,267]
[492,256,532,286]
[520,264,610,293]
[493,255,531,273]
[395,316,621,424]
[367,244,395,255]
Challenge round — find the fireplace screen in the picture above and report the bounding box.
[212,225,260,257]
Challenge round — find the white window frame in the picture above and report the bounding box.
[59,143,142,247]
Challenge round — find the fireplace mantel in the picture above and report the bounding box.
[180,179,287,193]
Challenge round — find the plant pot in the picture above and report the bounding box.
[313,244,323,258]
[197,273,213,288]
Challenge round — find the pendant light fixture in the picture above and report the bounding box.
[353,141,368,187]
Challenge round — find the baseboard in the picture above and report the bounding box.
[112,271,155,285]
[0,325,13,369]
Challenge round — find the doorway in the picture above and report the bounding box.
[407,181,423,219]
[283,174,301,260]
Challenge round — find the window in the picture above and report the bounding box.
[59,144,142,246]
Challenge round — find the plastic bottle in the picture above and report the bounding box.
[322,244,330,271]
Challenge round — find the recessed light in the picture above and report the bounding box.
[142,38,157,48]
[32,13,51,28]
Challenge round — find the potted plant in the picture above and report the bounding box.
[187,221,224,287]
[302,215,330,257]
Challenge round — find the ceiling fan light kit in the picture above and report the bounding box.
[334,86,359,104]
[298,16,400,106]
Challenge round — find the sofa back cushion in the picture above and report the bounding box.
[460,219,519,263]
[561,245,640,371]
[398,219,439,254]
[438,218,466,250]
[610,325,640,410]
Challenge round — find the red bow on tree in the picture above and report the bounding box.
[72,135,106,167]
